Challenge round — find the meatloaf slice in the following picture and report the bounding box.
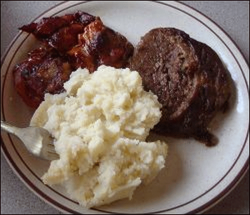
[129,28,232,146]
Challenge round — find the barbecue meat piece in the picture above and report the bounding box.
[67,18,134,72]
[20,11,96,54]
[13,46,72,108]
[14,12,134,108]
[129,28,232,146]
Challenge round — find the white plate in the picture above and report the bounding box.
[1,1,249,214]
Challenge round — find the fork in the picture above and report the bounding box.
[1,121,59,160]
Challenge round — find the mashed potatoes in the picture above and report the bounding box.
[30,65,168,208]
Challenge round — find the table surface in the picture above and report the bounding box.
[1,1,249,214]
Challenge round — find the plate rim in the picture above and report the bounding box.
[1,1,249,214]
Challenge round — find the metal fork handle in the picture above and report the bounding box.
[1,121,20,136]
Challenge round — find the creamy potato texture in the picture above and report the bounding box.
[30,65,168,208]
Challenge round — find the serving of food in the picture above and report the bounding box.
[30,65,168,208]
[12,11,232,147]
[13,12,134,108]
[1,1,249,214]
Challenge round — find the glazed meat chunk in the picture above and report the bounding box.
[13,46,72,108]
[20,11,96,53]
[67,18,134,72]
[13,12,134,108]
